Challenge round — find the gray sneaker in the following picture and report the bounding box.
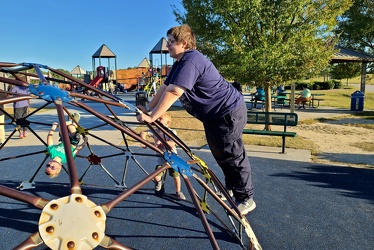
[216,189,234,201]
[236,199,256,215]
[176,192,186,200]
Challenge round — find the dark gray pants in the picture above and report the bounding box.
[203,103,254,202]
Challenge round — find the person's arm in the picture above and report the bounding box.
[148,84,168,109]
[137,84,185,123]
[166,138,176,150]
[139,130,151,148]
[47,123,58,146]
[73,136,88,154]
[136,84,167,113]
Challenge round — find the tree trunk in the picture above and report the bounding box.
[265,83,272,131]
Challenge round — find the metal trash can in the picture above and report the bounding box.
[135,91,148,106]
[350,90,364,111]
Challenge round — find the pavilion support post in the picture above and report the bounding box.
[360,62,367,94]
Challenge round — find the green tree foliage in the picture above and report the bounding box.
[172,0,353,111]
[51,68,71,80]
[330,62,361,85]
[336,0,374,54]
[172,0,352,84]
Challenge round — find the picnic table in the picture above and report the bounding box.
[283,91,325,109]
[244,91,325,110]
[310,93,325,108]
[271,95,287,111]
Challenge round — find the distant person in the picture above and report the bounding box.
[140,113,186,200]
[45,119,87,178]
[232,81,242,93]
[253,87,265,108]
[11,85,30,139]
[295,86,312,109]
[277,85,285,95]
[114,80,127,94]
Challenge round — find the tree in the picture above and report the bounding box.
[336,0,374,73]
[336,0,374,54]
[330,62,361,85]
[172,0,353,112]
[51,68,71,80]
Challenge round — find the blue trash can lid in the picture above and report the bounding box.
[351,90,364,97]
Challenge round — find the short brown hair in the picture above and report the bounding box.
[167,25,196,50]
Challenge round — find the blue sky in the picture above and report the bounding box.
[1,1,183,72]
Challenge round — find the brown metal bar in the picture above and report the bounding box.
[15,71,75,84]
[99,235,134,250]
[183,174,221,250]
[193,172,241,221]
[0,76,29,87]
[152,119,193,154]
[54,100,82,194]
[0,62,21,67]
[101,164,170,213]
[13,232,44,250]
[48,66,118,101]
[69,92,130,108]
[0,150,47,162]
[0,185,49,209]
[73,100,163,154]
[87,132,129,152]
[0,95,34,105]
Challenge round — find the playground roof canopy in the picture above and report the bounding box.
[70,65,86,75]
[92,44,116,58]
[149,37,169,54]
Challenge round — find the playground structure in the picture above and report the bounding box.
[91,44,117,89]
[113,37,173,94]
[116,67,149,91]
[82,66,112,95]
[66,40,172,95]
[0,62,262,250]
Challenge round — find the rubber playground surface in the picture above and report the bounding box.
[0,96,373,249]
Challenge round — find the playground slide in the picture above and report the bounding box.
[89,74,104,88]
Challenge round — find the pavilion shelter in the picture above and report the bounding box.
[331,46,374,93]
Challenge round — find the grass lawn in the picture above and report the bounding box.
[308,87,374,110]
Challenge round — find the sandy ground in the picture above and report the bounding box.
[289,117,374,168]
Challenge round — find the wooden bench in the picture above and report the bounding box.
[243,111,298,153]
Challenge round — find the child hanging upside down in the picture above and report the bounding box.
[45,114,87,178]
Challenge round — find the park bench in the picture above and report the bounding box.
[243,111,298,153]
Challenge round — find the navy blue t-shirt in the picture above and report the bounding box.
[164,50,243,123]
